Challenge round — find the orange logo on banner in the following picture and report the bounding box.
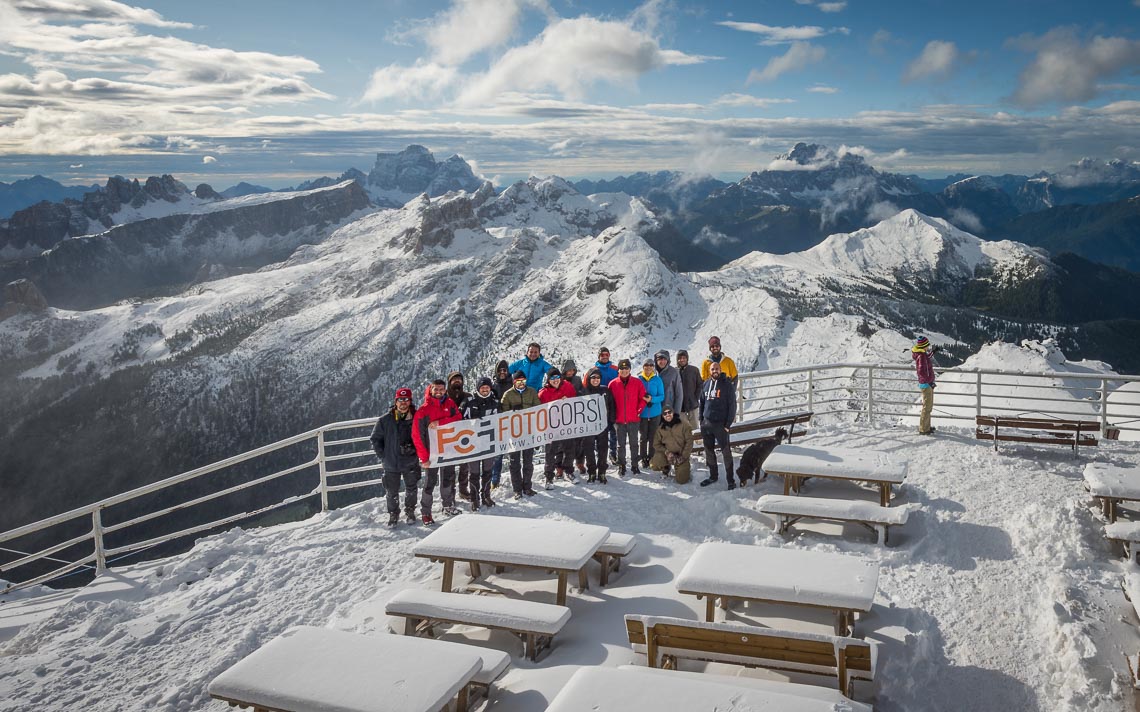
[436,426,478,454]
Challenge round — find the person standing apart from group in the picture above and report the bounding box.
[912,336,937,435]
[370,388,421,527]
[637,359,665,469]
[501,370,541,499]
[609,359,647,476]
[676,350,703,431]
[413,379,463,525]
[699,361,737,490]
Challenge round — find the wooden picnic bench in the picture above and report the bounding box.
[690,410,814,448]
[763,444,907,507]
[385,589,570,661]
[624,615,877,699]
[592,532,636,587]
[208,626,492,712]
[975,415,1099,454]
[1084,462,1140,523]
[758,494,912,545]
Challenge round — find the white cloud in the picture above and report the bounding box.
[904,40,960,81]
[420,0,552,66]
[361,62,458,103]
[202,155,216,164]
[68,163,82,168]
[747,42,826,83]
[818,2,847,11]
[714,93,795,108]
[948,207,984,233]
[869,29,898,57]
[807,84,838,94]
[837,144,909,165]
[457,16,714,105]
[1009,28,1140,107]
[718,20,848,45]
[10,0,193,28]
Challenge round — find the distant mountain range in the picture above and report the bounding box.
[0,176,99,219]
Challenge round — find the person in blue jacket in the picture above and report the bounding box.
[509,342,552,392]
[637,359,665,468]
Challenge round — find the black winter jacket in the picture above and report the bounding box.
[464,392,501,420]
[583,369,617,426]
[699,374,736,428]
[679,364,703,412]
[370,406,419,472]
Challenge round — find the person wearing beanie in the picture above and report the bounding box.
[463,377,502,510]
[490,360,513,488]
[539,367,580,487]
[501,369,541,498]
[594,347,620,464]
[698,361,737,490]
[676,349,703,431]
[412,379,463,524]
[608,358,647,477]
[509,342,552,392]
[446,371,473,502]
[650,405,693,485]
[561,359,586,474]
[700,336,739,385]
[637,359,665,471]
[912,336,937,435]
[582,367,616,483]
[369,387,421,526]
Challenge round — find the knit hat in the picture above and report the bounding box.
[677,349,689,359]
[477,376,494,390]
[395,387,413,400]
[662,405,674,415]
[512,370,527,380]
[654,349,670,363]
[547,366,562,379]
[913,336,930,352]
[617,358,632,370]
[642,359,654,368]
[708,336,721,346]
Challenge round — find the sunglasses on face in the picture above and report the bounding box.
[618,367,630,371]
[396,397,410,402]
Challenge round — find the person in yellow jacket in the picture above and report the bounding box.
[700,336,738,385]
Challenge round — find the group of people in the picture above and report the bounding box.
[369,337,742,527]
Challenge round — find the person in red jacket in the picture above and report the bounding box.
[412,378,462,525]
[912,336,937,435]
[608,358,648,477]
[538,367,580,488]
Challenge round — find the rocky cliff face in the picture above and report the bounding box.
[0,181,370,310]
[365,145,484,207]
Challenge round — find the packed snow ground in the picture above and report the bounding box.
[2,421,1139,711]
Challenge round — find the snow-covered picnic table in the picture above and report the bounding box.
[1084,462,1140,522]
[545,665,868,712]
[675,542,879,635]
[412,514,610,606]
[207,626,483,712]
[764,444,908,506]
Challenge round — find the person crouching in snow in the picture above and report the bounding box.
[912,336,937,435]
[413,378,463,525]
[463,377,501,511]
[650,406,693,484]
[539,367,579,488]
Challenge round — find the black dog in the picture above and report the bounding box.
[735,428,788,485]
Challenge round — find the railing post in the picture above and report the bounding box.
[807,369,814,413]
[975,372,982,419]
[317,429,330,513]
[737,377,745,422]
[1100,379,1109,438]
[92,508,107,576]
[866,367,874,425]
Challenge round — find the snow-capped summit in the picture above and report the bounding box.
[365,145,483,207]
[478,176,615,236]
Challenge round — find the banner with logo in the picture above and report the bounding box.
[427,395,607,467]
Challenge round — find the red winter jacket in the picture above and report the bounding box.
[609,375,647,424]
[912,350,936,386]
[539,381,578,403]
[412,394,462,463]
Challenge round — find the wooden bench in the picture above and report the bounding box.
[1104,521,1140,561]
[385,588,570,661]
[1085,462,1140,523]
[691,410,814,448]
[975,415,1099,454]
[624,615,877,699]
[758,494,912,545]
[592,532,636,587]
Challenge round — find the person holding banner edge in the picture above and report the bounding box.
[539,367,579,488]
[413,379,463,525]
[582,367,616,483]
[463,377,501,510]
[501,370,541,499]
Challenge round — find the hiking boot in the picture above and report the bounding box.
[555,467,565,481]
[599,472,608,484]
[662,466,672,478]
[387,512,399,527]
[588,473,597,483]
[565,470,578,484]
[405,510,417,525]
[458,489,471,501]
[727,481,736,491]
[470,499,479,512]
[544,480,554,491]
[442,506,462,516]
[422,514,435,526]
[482,494,495,507]
[576,461,587,475]
[513,491,523,501]
[619,465,627,478]
[525,488,537,496]
[631,465,642,475]
[700,477,718,487]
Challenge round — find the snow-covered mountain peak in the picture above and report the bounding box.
[477,176,615,236]
[364,145,483,208]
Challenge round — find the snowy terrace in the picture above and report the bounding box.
[2,343,1140,711]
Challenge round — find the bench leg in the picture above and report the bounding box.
[783,476,791,496]
[469,561,482,579]
[599,554,611,587]
[578,566,589,592]
[877,525,887,546]
[834,610,850,636]
[556,572,568,607]
[456,684,469,712]
[525,633,537,661]
[880,483,890,507]
[705,596,716,622]
[441,560,455,593]
[403,616,419,636]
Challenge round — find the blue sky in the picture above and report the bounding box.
[1,0,1138,188]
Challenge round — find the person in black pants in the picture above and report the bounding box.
[699,361,737,490]
[369,387,421,526]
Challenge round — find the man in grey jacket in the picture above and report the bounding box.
[654,350,683,418]
[676,349,703,431]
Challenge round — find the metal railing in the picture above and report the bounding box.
[3,363,1139,594]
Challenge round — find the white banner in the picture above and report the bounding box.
[427,394,607,467]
